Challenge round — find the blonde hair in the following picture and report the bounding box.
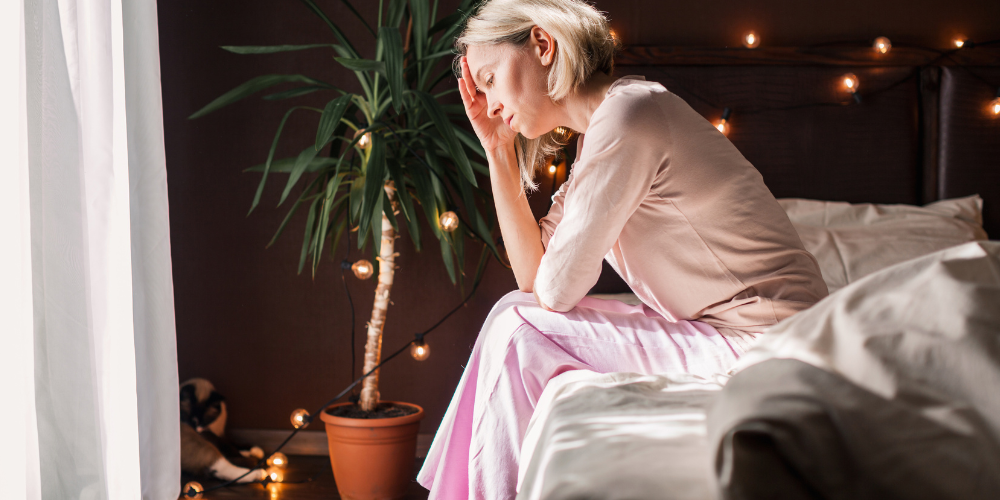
[454,0,620,192]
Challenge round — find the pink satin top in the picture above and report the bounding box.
[535,76,828,330]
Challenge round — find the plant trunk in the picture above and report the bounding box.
[359,183,398,412]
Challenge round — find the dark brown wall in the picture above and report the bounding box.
[159,0,1000,433]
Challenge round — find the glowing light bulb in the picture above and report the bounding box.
[715,121,729,136]
[953,37,966,48]
[290,408,310,429]
[990,97,1000,116]
[351,260,373,280]
[548,163,557,175]
[182,481,204,499]
[873,36,891,54]
[742,31,760,48]
[267,452,288,469]
[439,211,459,232]
[411,341,431,361]
[268,468,285,483]
[354,129,371,149]
[841,73,859,92]
[609,29,619,43]
[714,107,732,137]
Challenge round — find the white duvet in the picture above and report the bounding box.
[516,241,1000,500]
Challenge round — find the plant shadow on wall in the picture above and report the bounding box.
[189,0,500,497]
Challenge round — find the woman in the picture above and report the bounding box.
[418,0,828,498]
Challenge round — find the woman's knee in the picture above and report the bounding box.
[474,292,536,353]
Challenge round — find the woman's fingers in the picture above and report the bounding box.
[458,77,471,105]
[461,57,478,97]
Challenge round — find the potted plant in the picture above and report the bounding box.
[189,0,497,497]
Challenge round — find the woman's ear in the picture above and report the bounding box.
[531,26,556,66]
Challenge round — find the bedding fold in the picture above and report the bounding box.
[711,241,1000,499]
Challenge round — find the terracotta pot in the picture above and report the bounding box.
[320,401,425,500]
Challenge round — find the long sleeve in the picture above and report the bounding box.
[534,95,669,311]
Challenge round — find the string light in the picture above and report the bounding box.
[290,408,311,429]
[840,73,862,104]
[715,107,732,136]
[266,451,288,469]
[354,129,371,149]
[351,259,373,280]
[268,469,285,483]
[742,31,760,48]
[411,333,430,361]
[182,481,204,499]
[990,89,1000,116]
[873,36,891,54]
[953,37,966,48]
[548,162,557,175]
[439,211,459,232]
[609,29,619,43]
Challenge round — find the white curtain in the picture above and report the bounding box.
[3,0,180,498]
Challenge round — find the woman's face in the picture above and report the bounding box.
[465,30,561,139]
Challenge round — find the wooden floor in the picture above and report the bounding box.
[182,456,430,500]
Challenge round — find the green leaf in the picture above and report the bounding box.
[409,0,429,60]
[298,0,359,58]
[336,0,375,37]
[428,11,462,36]
[454,168,497,255]
[419,49,454,62]
[245,156,340,174]
[334,57,386,73]
[189,75,331,119]
[248,106,312,215]
[280,145,322,206]
[359,134,387,238]
[350,176,365,223]
[267,176,323,248]
[315,95,353,150]
[298,196,322,275]
[385,160,421,250]
[382,191,399,233]
[329,213,348,260]
[262,86,327,101]
[413,90,476,186]
[370,188,386,256]
[410,165,442,240]
[453,126,487,159]
[314,194,348,276]
[386,0,408,28]
[220,44,335,54]
[379,28,405,115]
[439,234,457,284]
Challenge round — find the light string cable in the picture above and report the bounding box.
[659,37,1000,119]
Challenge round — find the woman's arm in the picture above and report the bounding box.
[486,143,546,294]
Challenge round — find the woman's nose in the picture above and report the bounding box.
[488,100,503,119]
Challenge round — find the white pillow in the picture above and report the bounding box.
[779,195,988,293]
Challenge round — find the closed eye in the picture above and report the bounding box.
[475,76,494,94]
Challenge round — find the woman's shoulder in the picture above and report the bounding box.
[592,76,673,131]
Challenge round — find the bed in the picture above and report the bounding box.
[514,45,1000,500]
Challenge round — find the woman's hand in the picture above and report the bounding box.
[458,56,517,155]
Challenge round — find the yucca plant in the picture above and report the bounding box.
[190,0,498,412]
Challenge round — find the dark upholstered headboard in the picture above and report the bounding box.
[591,46,1000,293]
